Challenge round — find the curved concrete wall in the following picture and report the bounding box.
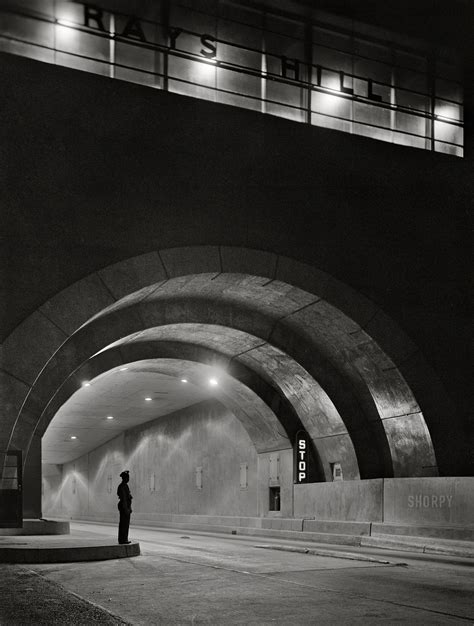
[6,272,437,484]
[44,400,261,520]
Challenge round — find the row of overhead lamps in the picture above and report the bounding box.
[74,369,219,440]
[70,414,114,440]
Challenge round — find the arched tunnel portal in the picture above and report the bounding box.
[1,248,451,522]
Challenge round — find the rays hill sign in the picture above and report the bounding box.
[78,3,388,105]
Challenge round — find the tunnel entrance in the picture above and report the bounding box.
[1,248,445,525]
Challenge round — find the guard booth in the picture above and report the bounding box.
[0,451,23,528]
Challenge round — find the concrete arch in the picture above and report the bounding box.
[34,324,363,480]
[0,252,439,480]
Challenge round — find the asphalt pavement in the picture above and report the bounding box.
[1,521,471,625]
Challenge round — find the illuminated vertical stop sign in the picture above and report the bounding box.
[294,430,317,484]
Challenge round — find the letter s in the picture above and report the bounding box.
[201,34,216,59]
[408,495,414,508]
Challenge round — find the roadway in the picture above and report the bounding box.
[3,521,473,624]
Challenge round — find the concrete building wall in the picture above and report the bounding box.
[1,52,472,479]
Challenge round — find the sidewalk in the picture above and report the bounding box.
[0,565,129,625]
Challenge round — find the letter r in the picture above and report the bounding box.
[84,4,105,31]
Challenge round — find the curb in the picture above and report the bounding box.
[361,536,474,558]
[0,541,140,563]
[253,544,398,564]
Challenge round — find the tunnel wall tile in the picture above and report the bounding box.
[40,274,116,335]
[160,246,221,276]
[98,252,167,300]
[0,311,68,385]
[9,390,47,452]
[220,246,277,278]
[312,433,360,480]
[238,344,346,438]
[364,309,419,364]
[275,256,377,327]
[382,412,438,477]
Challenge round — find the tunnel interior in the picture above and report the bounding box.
[9,264,438,523]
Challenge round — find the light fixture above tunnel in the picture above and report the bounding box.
[56,19,76,28]
[106,416,114,420]
[209,378,219,386]
[70,435,77,440]
[145,397,152,401]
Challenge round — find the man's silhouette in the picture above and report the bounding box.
[117,470,133,544]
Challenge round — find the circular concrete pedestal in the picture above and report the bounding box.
[0,537,140,563]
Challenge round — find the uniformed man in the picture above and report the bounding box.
[117,470,133,544]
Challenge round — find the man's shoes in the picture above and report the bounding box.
[119,541,131,544]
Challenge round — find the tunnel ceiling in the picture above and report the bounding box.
[42,360,212,464]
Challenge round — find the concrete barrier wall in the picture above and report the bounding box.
[294,480,384,522]
[43,408,473,529]
[293,478,474,526]
[383,477,474,526]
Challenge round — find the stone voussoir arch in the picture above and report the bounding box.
[35,324,364,480]
[0,246,444,479]
[10,274,397,477]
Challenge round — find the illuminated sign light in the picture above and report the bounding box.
[80,4,390,107]
[83,5,216,59]
[294,430,313,484]
[297,437,307,482]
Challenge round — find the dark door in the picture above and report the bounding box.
[0,450,23,528]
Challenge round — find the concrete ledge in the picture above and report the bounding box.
[371,522,474,542]
[132,520,363,547]
[0,539,140,563]
[361,535,474,558]
[240,528,361,547]
[261,518,304,532]
[302,519,371,536]
[0,519,70,536]
[120,513,265,529]
[253,544,392,564]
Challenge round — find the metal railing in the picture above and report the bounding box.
[0,5,464,156]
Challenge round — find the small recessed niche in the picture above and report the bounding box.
[269,486,280,511]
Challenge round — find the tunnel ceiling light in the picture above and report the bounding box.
[82,382,91,387]
[106,416,114,420]
[209,378,218,386]
[145,397,152,401]
[70,435,77,440]
[181,379,188,383]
